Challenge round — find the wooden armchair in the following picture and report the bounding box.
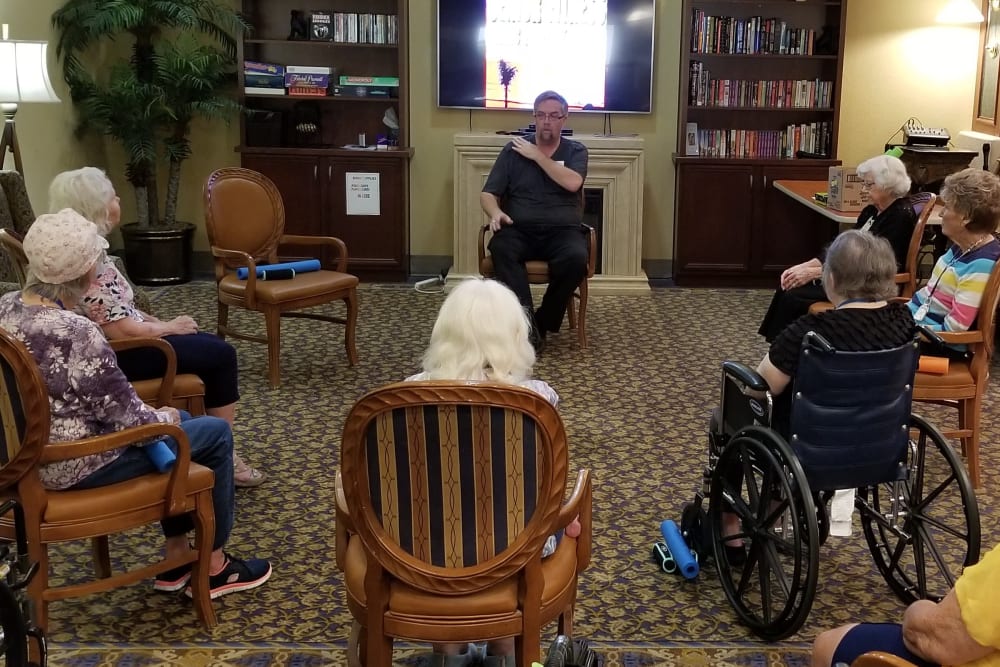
[336,381,592,667]
[204,167,359,388]
[0,327,217,631]
[913,256,1000,488]
[478,224,597,348]
[851,652,919,667]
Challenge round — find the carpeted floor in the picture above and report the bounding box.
[39,282,1000,666]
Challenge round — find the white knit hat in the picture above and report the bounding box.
[23,209,109,284]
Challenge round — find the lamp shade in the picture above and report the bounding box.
[0,40,61,104]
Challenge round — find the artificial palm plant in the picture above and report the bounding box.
[51,0,249,229]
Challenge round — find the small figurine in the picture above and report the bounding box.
[288,10,309,40]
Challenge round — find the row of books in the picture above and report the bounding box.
[690,11,816,55]
[689,62,834,108]
[243,60,399,98]
[688,121,832,160]
[326,12,398,45]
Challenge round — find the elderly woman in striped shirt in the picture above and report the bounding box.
[909,168,1000,358]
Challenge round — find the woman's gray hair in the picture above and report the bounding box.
[822,229,897,300]
[23,271,93,305]
[856,154,911,200]
[48,167,116,237]
[940,168,1000,234]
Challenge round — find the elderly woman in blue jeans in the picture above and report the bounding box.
[0,210,271,599]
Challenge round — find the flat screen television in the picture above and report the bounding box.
[437,0,655,114]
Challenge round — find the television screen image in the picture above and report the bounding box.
[437,0,655,114]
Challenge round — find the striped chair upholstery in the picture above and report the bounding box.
[338,380,592,667]
[365,403,543,567]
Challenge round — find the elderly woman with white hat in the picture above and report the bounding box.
[0,209,272,599]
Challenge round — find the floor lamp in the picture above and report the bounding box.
[0,24,61,177]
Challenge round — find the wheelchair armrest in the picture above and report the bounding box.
[721,361,769,392]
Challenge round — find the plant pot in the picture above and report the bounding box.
[120,222,196,286]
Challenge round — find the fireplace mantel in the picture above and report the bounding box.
[451,133,649,294]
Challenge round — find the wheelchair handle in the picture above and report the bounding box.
[722,361,769,392]
[803,331,835,353]
[917,325,946,348]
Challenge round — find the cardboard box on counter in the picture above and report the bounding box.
[828,166,865,210]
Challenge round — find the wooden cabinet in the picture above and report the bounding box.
[237,0,411,281]
[675,161,838,286]
[673,0,847,286]
[242,150,408,279]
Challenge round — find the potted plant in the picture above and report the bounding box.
[51,0,248,284]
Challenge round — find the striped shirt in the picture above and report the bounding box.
[908,238,1000,333]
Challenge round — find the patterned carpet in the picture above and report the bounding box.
[39,282,1000,666]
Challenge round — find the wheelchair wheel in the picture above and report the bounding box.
[0,579,29,667]
[708,426,819,641]
[859,414,981,604]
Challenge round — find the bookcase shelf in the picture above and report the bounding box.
[238,0,410,281]
[673,0,846,287]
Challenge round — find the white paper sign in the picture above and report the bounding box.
[346,172,380,216]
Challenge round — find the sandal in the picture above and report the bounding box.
[233,453,266,488]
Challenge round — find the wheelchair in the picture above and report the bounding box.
[680,332,981,641]
[0,500,46,666]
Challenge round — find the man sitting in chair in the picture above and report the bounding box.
[480,90,589,351]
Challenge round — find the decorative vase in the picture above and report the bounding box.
[119,222,196,285]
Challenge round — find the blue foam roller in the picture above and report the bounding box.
[661,519,699,579]
[144,440,177,473]
[237,259,320,280]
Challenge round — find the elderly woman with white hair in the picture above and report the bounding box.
[47,167,264,487]
[758,153,917,341]
[0,210,272,598]
[403,277,580,667]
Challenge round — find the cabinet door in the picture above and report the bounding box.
[240,154,325,261]
[675,164,754,282]
[755,165,839,275]
[324,157,407,280]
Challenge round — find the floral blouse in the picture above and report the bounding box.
[79,256,145,325]
[0,292,168,489]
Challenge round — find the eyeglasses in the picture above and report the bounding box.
[533,112,566,122]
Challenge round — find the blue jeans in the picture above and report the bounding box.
[71,415,235,550]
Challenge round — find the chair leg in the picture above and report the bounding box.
[344,290,359,366]
[91,536,111,579]
[960,396,981,488]
[557,604,575,638]
[190,489,218,630]
[25,531,49,634]
[264,307,282,389]
[577,282,589,349]
[217,302,229,339]
[347,621,364,667]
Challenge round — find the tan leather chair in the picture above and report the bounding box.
[913,256,1000,488]
[0,229,207,413]
[0,327,217,631]
[851,652,919,667]
[477,224,597,348]
[336,381,592,667]
[809,193,937,315]
[204,167,359,388]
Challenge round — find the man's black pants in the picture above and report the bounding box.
[488,224,588,334]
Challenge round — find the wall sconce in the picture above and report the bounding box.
[0,24,62,176]
[936,0,986,23]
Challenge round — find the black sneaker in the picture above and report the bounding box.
[185,553,272,600]
[154,563,192,592]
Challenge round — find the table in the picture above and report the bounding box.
[773,180,942,227]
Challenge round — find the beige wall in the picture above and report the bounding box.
[7,0,984,264]
[839,1,980,166]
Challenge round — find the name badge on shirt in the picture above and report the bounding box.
[860,216,875,233]
[914,304,929,321]
[556,160,564,166]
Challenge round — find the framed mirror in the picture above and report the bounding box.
[973,0,1000,134]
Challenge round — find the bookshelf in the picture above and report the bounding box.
[673,0,847,287]
[237,0,411,281]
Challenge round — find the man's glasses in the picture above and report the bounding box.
[533,112,566,122]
